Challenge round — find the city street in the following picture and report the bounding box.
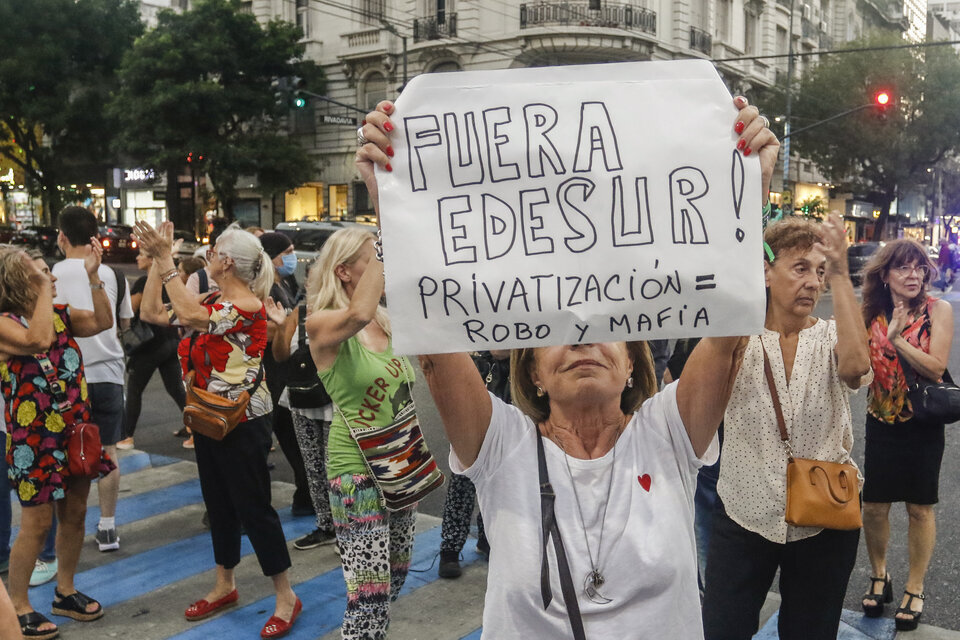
[27,262,960,639]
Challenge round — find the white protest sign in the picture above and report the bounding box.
[378,59,766,354]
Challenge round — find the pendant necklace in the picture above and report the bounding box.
[557,431,619,605]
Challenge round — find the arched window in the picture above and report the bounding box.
[363,72,387,110]
[430,60,461,73]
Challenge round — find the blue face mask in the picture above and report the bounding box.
[277,252,297,276]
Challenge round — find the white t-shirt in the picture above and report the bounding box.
[52,259,133,385]
[452,382,717,640]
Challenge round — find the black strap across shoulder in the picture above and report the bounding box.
[537,429,587,640]
[298,304,307,351]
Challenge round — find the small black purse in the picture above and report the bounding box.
[900,357,960,424]
[287,305,331,409]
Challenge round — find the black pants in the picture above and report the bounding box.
[702,502,859,640]
[123,338,186,438]
[194,414,291,576]
[272,405,311,510]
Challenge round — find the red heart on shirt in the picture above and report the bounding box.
[638,474,652,492]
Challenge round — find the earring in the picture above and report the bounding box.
[626,377,634,389]
[536,386,545,398]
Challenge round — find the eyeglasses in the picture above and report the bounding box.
[893,264,929,277]
[205,248,218,261]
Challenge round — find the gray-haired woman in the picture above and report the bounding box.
[135,221,302,639]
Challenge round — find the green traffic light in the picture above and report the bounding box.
[293,96,306,108]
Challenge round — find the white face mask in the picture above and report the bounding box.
[277,252,297,276]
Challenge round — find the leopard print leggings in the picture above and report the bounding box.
[439,473,485,554]
[329,473,417,640]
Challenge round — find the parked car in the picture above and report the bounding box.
[0,224,17,244]
[11,225,59,256]
[173,230,202,262]
[848,241,883,286]
[98,224,139,261]
[274,220,377,284]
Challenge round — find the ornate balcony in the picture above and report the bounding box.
[413,12,457,42]
[689,26,712,54]
[519,3,657,35]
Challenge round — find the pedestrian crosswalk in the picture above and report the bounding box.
[8,450,489,640]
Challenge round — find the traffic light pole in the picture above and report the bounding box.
[782,0,796,187]
[781,102,884,139]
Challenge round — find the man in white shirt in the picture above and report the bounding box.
[53,207,133,552]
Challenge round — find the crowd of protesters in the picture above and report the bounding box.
[0,98,951,640]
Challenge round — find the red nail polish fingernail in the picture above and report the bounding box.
[362,119,366,125]
[384,122,394,132]
[744,147,752,156]
[735,121,745,134]
[386,145,394,157]
[385,163,393,172]
[737,139,746,151]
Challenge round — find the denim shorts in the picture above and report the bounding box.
[88,382,125,446]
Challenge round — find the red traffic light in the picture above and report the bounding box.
[875,91,891,107]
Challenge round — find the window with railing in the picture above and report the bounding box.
[360,0,385,26]
[518,3,657,34]
[296,0,310,39]
[413,12,457,41]
[690,26,712,54]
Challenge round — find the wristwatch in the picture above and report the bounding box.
[89,282,105,290]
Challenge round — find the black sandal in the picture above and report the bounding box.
[18,611,59,639]
[51,589,104,622]
[862,574,892,617]
[895,590,925,631]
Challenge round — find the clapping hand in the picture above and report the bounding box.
[133,220,174,260]
[264,297,288,326]
[816,214,849,278]
[83,237,103,277]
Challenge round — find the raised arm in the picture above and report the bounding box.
[419,353,493,467]
[0,261,55,359]
[70,239,115,338]
[819,214,870,387]
[676,336,748,457]
[891,298,953,380]
[135,221,210,331]
[266,298,297,362]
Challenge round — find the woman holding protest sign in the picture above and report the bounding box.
[356,95,778,638]
[700,215,871,640]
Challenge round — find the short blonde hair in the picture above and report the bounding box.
[510,342,657,424]
[305,227,390,334]
[0,247,36,316]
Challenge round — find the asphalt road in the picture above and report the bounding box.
[112,260,960,630]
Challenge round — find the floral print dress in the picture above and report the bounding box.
[175,295,271,420]
[1,305,113,505]
[867,296,936,424]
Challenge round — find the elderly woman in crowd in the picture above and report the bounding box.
[0,243,115,640]
[858,239,951,631]
[355,95,778,638]
[701,216,872,640]
[135,222,301,639]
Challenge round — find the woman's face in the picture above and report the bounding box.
[765,246,826,319]
[136,252,152,271]
[531,342,633,408]
[31,256,57,298]
[206,244,231,281]
[883,258,928,301]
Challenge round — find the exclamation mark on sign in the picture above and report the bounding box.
[731,150,745,242]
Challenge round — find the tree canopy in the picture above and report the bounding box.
[0,0,143,220]
[789,35,960,236]
[109,0,324,222]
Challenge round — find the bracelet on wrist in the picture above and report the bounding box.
[375,228,384,263]
[89,281,105,290]
[160,268,180,286]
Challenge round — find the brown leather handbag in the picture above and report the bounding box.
[183,366,263,441]
[762,346,862,531]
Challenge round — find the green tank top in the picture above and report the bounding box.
[318,335,415,480]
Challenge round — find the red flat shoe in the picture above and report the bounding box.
[261,597,302,639]
[184,589,239,621]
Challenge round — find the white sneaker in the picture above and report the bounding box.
[29,559,57,587]
[96,527,120,552]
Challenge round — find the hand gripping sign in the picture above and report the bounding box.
[377,59,766,354]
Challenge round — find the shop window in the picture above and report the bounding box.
[285,184,324,220]
[329,184,348,219]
